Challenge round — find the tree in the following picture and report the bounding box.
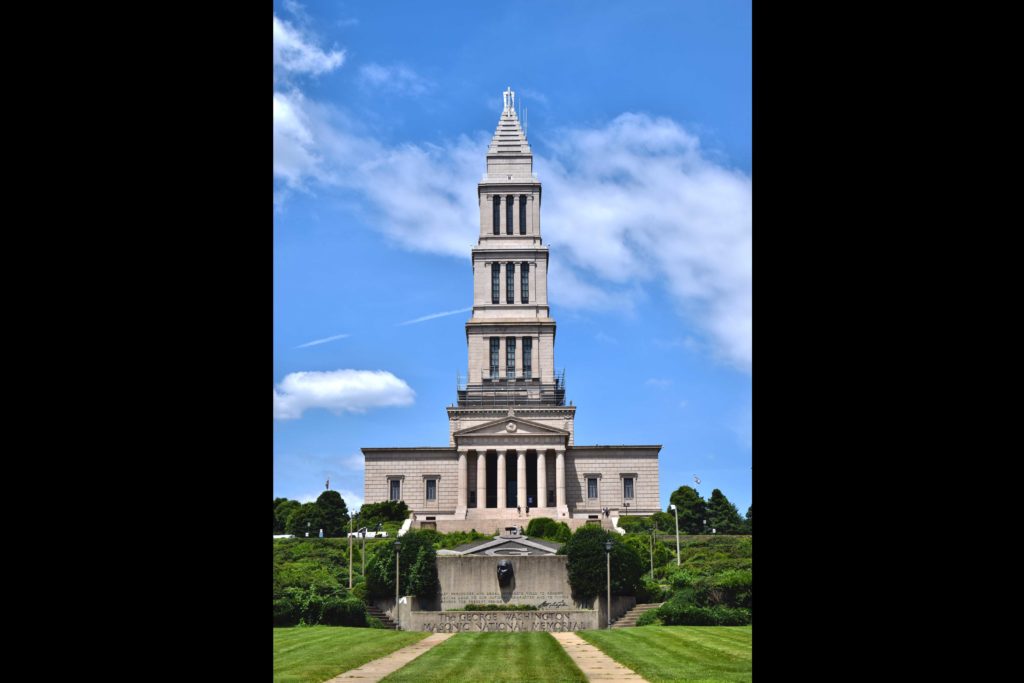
[285,503,325,538]
[407,545,439,599]
[274,499,301,533]
[315,491,349,537]
[668,486,707,534]
[706,489,744,534]
[562,525,644,600]
[364,530,438,599]
[353,500,409,530]
[745,505,752,534]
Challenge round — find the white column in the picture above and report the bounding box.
[555,450,566,511]
[497,451,507,509]
[536,450,547,508]
[517,450,527,511]
[457,451,468,510]
[477,451,487,508]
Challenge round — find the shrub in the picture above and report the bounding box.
[636,578,670,603]
[273,596,300,627]
[526,517,560,539]
[635,610,663,627]
[564,526,644,600]
[435,530,491,550]
[320,596,367,626]
[658,603,751,626]
[617,516,651,533]
[365,530,439,599]
[691,570,751,609]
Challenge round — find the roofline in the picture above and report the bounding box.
[570,445,662,450]
[362,447,454,453]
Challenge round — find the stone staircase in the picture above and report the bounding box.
[366,604,399,630]
[611,602,663,628]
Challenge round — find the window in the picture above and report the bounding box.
[506,195,513,235]
[390,480,401,502]
[506,337,516,379]
[491,263,500,304]
[492,196,500,235]
[426,479,437,501]
[521,262,529,304]
[587,478,598,499]
[506,262,515,303]
[623,477,634,499]
[522,337,532,379]
[519,195,527,234]
[490,338,500,379]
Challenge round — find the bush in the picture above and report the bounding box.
[691,570,751,609]
[273,596,300,626]
[320,596,367,626]
[435,530,492,549]
[635,610,663,627]
[617,516,651,533]
[636,578,670,603]
[526,517,560,538]
[564,526,644,600]
[658,603,751,626]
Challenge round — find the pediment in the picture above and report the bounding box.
[454,416,568,437]
[445,537,562,556]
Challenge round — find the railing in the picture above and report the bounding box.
[456,369,565,406]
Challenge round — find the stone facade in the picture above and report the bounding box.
[362,89,662,531]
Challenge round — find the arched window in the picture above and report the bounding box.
[493,196,500,235]
[520,262,529,303]
[491,263,500,304]
[506,195,513,235]
[519,195,527,234]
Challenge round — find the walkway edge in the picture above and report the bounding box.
[324,633,454,682]
[550,632,650,682]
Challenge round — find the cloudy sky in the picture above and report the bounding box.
[273,0,751,515]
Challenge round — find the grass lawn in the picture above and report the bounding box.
[578,626,751,683]
[274,626,429,683]
[380,632,587,683]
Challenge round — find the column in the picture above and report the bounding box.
[457,451,468,510]
[517,450,527,511]
[497,450,507,509]
[476,451,486,508]
[555,450,566,510]
[536,450,547,508]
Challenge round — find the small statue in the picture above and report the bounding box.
[496,560,514,586]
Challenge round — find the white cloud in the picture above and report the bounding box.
[272,95,751,371]
[273,369,415,419]
[340,489,364,512]
[399,306,472,326]
[273,15,345,75]
[359,64,431,95]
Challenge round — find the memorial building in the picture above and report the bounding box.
[362,89,661,533]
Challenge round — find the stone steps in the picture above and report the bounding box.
[365,605,399,630]
[611,602,663,628]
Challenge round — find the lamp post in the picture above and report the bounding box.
[670,503,680,565]
[649,524,655,580]
[394,540,401,629]
[348,518,353,589]
[605,539,613,629]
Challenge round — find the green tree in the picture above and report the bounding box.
[364,530,438,599]
[274,499,301,533]
[353,501,409,530]
[706,489,744,534]
[668,486,707,534]
[562,526,644,600]
[745,505,752,534]
[285,503,325,538]
[316,491,350,537]
[407,545,439,599]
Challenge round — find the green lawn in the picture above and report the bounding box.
[578,626,751,683]
[274,626,429,683]
[379,632,587,683]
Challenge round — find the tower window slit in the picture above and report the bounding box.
[523,337,532,380]
[490,338,500,380]
[519,195,527,234]
[506,337,516,379]
[493,196,500,235]
[506,262,515,303]
[506,195,513,235]
[521,262,529,304]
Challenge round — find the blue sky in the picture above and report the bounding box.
[273,0,751,516]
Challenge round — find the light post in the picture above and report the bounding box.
[605,539,613,629]
[649,524,655,580]
[670,504,680,565]
[306,521,310,538]
[348,518,353,589]
[394,540,401,629]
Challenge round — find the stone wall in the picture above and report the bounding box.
[565,447,661,514]
[437,555,572,610]
[397,604,599,632]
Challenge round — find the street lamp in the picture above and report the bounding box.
[348,518,353,589]
[649,524,655,580]
[394,540,402,629]
[604,539,613,629]
[669,504,680,565]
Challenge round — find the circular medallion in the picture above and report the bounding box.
[506,421,517,432]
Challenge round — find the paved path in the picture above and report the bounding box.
[324,633,453,682]
[550,632,649,682]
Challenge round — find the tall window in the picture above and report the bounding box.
[623,477,634,499]
[506,262,515,303]
[492,196,500,235]
[523,337,532,379]
[390,480,401,501]
[490,338,500,379]
[506,337,516,379]
[506,195,513,234]
[426,479,437,501]
[587,478,598,499]
[519,195,527,234]
[491,263,500,304]
[520,262,529,303]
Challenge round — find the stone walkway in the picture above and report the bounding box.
[550,632,650,682]
[324,633,453,682]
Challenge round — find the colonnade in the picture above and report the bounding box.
[456,449,565,510]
